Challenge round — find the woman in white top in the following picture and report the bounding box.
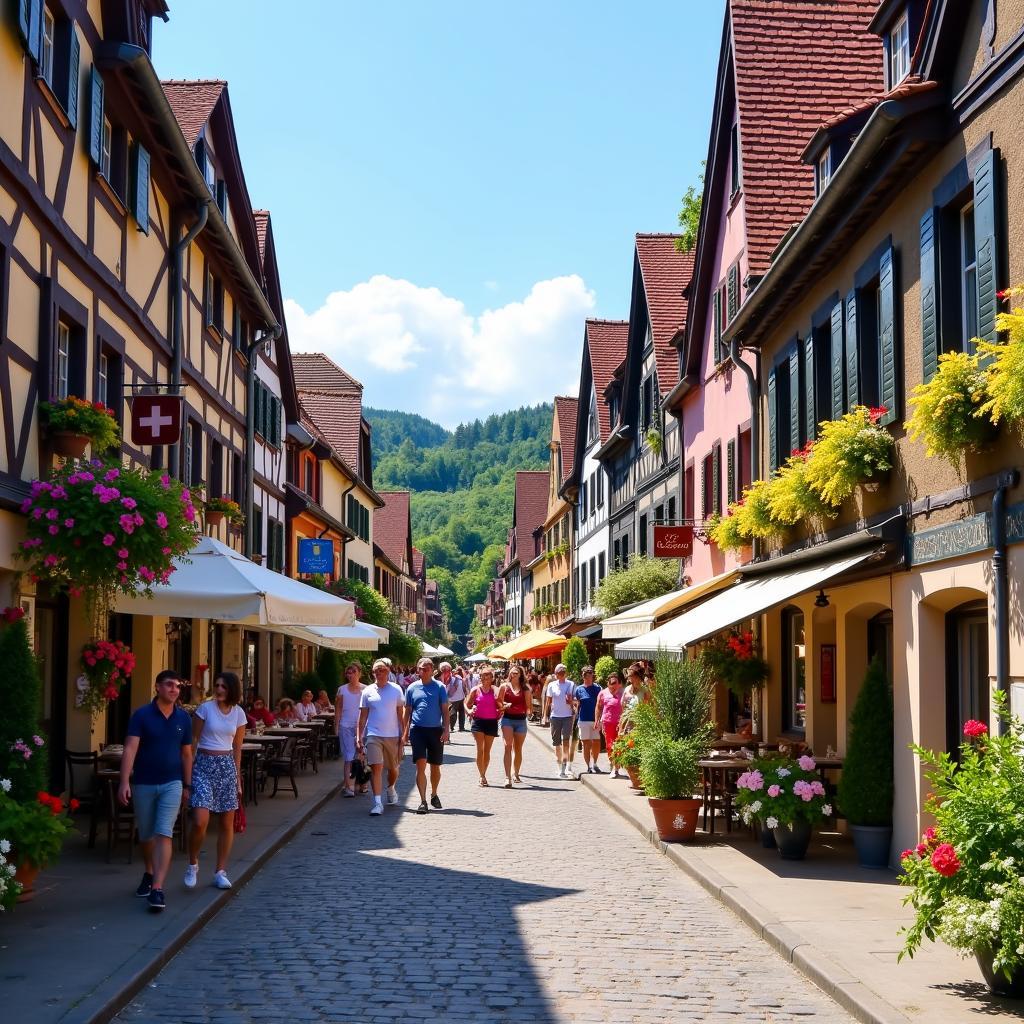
[185,671,248,890]
[295,689,319,722]
[335,663,366,796]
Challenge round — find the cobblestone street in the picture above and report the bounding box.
[114,731,852,1024]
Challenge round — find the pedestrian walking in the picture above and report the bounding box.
[185,671,247,891]
[356,660,407,815]
[542,663,576,779]
[498,665,530,787]
[403,657,449,813]
[596,672,625,777]
[572,666,603,774]
[622,662,651,714]
[335,662,365,797]
[443,662,467,732]
[117,670,193,912]
[465,666,500,786]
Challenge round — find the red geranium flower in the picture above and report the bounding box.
[963,719,988,739]
[931,843,960,877]
[69,798,80,811]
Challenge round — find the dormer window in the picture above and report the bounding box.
[887,11,910,88]
[816,149,831,196]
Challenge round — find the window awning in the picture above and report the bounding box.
[251,622,387,652]
[600,569,740,640]
[487,629,568,661]
[614,550,877,660]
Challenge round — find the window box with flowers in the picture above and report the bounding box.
[203,496,245,529]
[39,397,120,457]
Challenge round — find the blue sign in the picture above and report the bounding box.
[298,538,335,574]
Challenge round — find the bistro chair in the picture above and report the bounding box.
[296,731,318,774]
[105,782,135,864]
[266,736,300,798]
[65,749,100,847]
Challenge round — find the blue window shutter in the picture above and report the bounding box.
[878,245,898,425]
[727,264,739,321]
[726,438,736,504]
[920,208,940,381]
[804,333,817,442]
[88,66,103,164]
[830,302,844,418]
[700,458,708,519]
[973,148,1000,352]
[767,366,778,473]
[713,289,722,364]
[712,443,721,515]
[845,289,859,409]
[788,343,801,453]
[21,0,42,63]
[132,143,150,234]
[65,24,80,129]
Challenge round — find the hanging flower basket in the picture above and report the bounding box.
[78,639,136,716]
[40,397,120,455]
[700,630,769,698]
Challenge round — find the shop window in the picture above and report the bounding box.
[782,606,806,734]
[867,610,894,686]
[946,601,989,755]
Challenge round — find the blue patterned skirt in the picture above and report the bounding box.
[190,753,239,813]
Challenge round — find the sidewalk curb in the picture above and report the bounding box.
[63,780,342,1024]
[524,726,910,1024]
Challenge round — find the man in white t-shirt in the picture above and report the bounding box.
[440,662,467,732]
[542,663,577,779]
[356,660,408,815]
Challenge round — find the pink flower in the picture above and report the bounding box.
[102,534,116,546]
[121,497,137,510]
[916,842,928,857]
[160,474,171,489]
[811,780,826,796]
[931,843,960,877]
[64,518,74,528]
[50,486,66,499]
[119,515,135,534]
[32,508,43,520]
[104,468,120,481]
[798,755,816,771]
[161,547,172,556]
[767,785,781,797]
[43,554,58,567]
[20,498,32,513]
[116,561,128,571]
[156,512,168,529]
[184,506,196,523]
[48,524,59,535]
[963,720,988,739]
[117,548,129,559]
[900,849,914,860]
[45,508,58,521]
[923,826,938,844]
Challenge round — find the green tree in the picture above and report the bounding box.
[593,556,680,615]
[315,647,342,694]
[562,637,588,682]
[675,165,705,254]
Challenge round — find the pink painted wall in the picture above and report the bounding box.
[681,120,753,585]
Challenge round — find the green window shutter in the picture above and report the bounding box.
[920,207,940,382]
[88,66,103,165]
[132,143,150,234]
[20,0,42,63]
[727,264,739,322]
[700,458,708,519]
[788,343,801,452]
[767,367,778,473]
[726,438,736,505]
[66,25,80,129]
[845,289,859,409]
[973,148,1000,352]
[272,396,281,446]
[232,306,241,351]
[830,302,844,418]
[713,288,722,364]
[712,444,721,515]
[804,333,816,442]
[878,245,898,425]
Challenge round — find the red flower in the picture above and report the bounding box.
[69,798,80,811]
[915,842,928,857]
[997,289,1011,300]
[867,406,888,423]
[963,719,988,739]
[900,848,914,860]
[931,843,960,877]
[923,826,938,844]
[1,606,25,623]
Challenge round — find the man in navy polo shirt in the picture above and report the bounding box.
[118,670,193,912]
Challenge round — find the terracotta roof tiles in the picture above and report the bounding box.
[292,352,363,393]
[412,548,425,579]
[160,80,225,149]
[635,234,694,395]
[253,210,269,262]
[513,471,549,564]
[299,393,362,468]
[376,492,412,574]
[584,320,629,443]
[553,396,579,487]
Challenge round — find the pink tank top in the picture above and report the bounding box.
[473,688,499,719]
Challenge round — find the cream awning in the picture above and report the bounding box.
[254,622,387,652]
[614,550,876,660]
[599,569,740,640]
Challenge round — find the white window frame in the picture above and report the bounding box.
[961,201,978,346]
[56,322,70,399]
[816,149,831,195]
[97,352,108,408]
[100,117,113,181]
[888,12,910,88]
[204,154,216,196]
[41,7,55,88]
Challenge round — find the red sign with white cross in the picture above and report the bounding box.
[130,394,182,446]
[653,524,693,558]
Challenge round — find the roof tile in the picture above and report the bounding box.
[160,80,225,149]
[512,471,549,566]
[553,396,579,487]
[584,320,629,442]
[635,234,694,394]
[376,491,412,573]
[292,352,363,392]
[300,393,363,469]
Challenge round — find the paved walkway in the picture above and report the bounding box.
[113,731,851,1024]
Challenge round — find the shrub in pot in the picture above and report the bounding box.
[837,656,894,868]
[639,734,704,841]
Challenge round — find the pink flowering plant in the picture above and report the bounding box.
[79,639,136,716]
[15,459,198,633]
[900,693,1024,982]
[735,755,833,829]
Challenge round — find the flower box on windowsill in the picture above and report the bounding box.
[50,432,90,458]
[205,510,224,528]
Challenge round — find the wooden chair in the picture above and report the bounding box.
[105,780,135,863]
[266,736,300,798]
[65,749,100,847]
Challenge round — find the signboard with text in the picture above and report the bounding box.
[298,539,335,575]
[130,394,182,447]
[652,524,693,558]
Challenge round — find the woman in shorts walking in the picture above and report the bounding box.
[185,671,247,890]
[498,665,530,787]
[466,667,501,786]
[336,662,365,796]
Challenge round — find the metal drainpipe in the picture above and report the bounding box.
[992,479,1011,735]
[169,201,210,479]
[244,326,283,559]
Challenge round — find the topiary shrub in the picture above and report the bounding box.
[837,656,894,826]
[0,612,47,801]
[594,655,618,685]
[652,654,714,745]
[561,637,587,682]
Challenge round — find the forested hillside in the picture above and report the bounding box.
[364,408,449,458]
[365,404,553,636]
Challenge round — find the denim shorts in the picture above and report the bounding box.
[500,716,528,735]
[133,781,182,841]
[339,725,357,763]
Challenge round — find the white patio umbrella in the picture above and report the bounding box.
[434,644,454,657]
[115,536,355,626]
[263,622,388,652]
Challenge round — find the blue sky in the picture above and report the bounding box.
[154,1,722,426]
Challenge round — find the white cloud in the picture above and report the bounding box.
[284,274,594,428]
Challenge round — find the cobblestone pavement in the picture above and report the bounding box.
[114,730,852,1024]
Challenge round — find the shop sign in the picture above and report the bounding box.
[297,538,334,574]
[1005,501,1024,545]
[653,524,693,558]
[130,394,182,446]
[907,512,991,566]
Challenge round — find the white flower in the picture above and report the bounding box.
[750,800,762,814]
[0,778,10,793]
[766,816,779,829]
[822,804,833,816]
[776,768,791,777]
[0,839,9,854]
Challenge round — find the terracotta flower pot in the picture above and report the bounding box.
[648,797,702,842]
[14,860,41,902]
[205,510,225,528]
[50,432,90,458]
[625,765,644,791]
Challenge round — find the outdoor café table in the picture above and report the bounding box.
[709,738,756,752]
[698,757,750,835]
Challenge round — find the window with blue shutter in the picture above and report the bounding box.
[727,264,739,322]
[131,143,150,233]
[713,287,722,364]
[973,149,1000,353]
[788,342,802,453]
[712,443,721,516]
[726,439,736,504]
[920,208,939,382]
[767,366,778,473]
[19,0,42,63]
[804,334,817,443]
[830,301,845,418]
[64,23,79,129]
[877,245,899,426]
[88,66,104,165]
[845,288,859,408]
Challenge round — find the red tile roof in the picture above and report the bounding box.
[584,319,629,443]
[376,492,412,574]
[553,396,579,487]
[513,471,549,564]
[731,0,882,276]
[253,209,269,262]
[292,352,363,393]
[635,234,694,395]
[160,80,225,148]
[412,547,425,579]
[300,393,362,468]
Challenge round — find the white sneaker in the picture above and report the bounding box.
[370,802,384,816]
[558,764,568,779]
[212,870,232,890]
[183,863,198,889]
[386,786,398,805]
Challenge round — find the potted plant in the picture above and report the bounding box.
[78,638,136,717]
[803,405,894,506]
[639,734,704,839]
[39,397,120,457]
[899,694,1024,996]
[699,629,769,699]
[735,755,833,859]
[203,496,245,528]
[610,728,644,790]
[837,657,893,868]
[0,789,76,899]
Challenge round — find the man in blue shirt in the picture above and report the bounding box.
[118,670,193,911]
[402,657,449,814]
[572,666,604,774]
